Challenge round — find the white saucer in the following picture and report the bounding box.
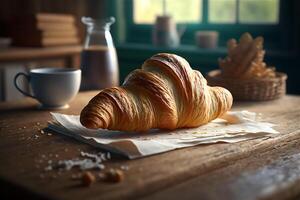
[38,104,70,110]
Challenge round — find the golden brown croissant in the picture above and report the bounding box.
[80,53,233,131]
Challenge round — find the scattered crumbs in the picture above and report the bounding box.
[23,126,26,129]
[81,171,96,186]
[104,169,124,183]
[58,158,104,171]
[106,152,111,160]
[45,151,110,172]
[71,173,82,180]
[80,151,100,161]
[36,122,40,126]
[120,165,129,171]
[44,165,53,171]
[47,133,52,136]
[42,151,125,185]
[40,130,45,134]
[97,152,111,161]
[98,172,106,180]
[34,134,39,139]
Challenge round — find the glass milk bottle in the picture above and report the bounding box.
[80,17,119,90]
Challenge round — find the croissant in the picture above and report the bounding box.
[80,53,233,132]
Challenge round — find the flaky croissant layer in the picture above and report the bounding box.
[80,53,233,131]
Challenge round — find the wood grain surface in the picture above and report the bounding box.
[0,91,300,200]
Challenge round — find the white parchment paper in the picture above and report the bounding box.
[48,111,279,159]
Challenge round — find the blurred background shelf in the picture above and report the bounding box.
[0,45,82,64]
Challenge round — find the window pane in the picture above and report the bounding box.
[134,0,162,24]
[209,0,237,23]
[239,0,279,24]
[133,0,202,24]
[166,0,202,23]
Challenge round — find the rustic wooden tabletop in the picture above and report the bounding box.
[0,91,300,200]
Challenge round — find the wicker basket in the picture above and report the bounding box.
[206,70,287,101]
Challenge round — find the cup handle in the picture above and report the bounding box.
[14,72,35,98]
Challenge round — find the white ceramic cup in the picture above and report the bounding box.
[14,68,81,109]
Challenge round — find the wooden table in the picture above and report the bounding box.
[1,91,300,200]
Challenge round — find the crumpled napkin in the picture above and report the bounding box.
[48,111,278,159]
